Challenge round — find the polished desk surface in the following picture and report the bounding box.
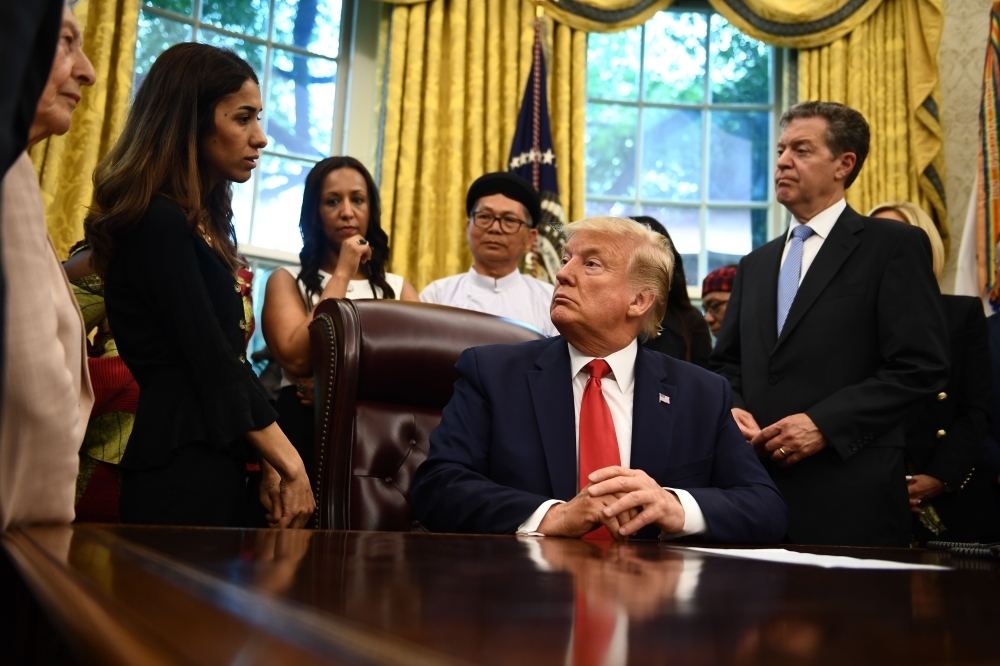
[4,525,999,666]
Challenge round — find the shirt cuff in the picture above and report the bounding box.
[516,499,564,536]
[659,488,709,539]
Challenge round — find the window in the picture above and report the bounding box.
[135,0,346,258]
[585,9,778,292]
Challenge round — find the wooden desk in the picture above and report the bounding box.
[4,525,998,665]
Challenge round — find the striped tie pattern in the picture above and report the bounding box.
[776,224,815,335]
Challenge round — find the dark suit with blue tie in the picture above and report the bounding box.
[711,206,950,546]
[411,336,787,543]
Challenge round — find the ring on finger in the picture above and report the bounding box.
[778,446,789,458]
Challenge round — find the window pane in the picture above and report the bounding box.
[201,0,269,38]
[707,208,754,271]
[134,10,191,88]
[145,0,193,17]
[267,51,336,157]
[708,110,770,202]
[641,107,702,201]
[251,155,313,253]
[585,103,637,198]
[642,12,706,104]
[198,29,266,77]
[642,206,700,284]
[710,14,771,104]
[274,0,343,59]
[584,200,636,218]
[587,28,641,102]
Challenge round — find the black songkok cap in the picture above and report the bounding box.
[466,172,542,228]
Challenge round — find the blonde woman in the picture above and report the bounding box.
[869,202,1000,543]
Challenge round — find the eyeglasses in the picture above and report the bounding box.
[703,300,728,316]
[471,211,528,234]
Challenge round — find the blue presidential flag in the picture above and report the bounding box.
[508,17,565,284]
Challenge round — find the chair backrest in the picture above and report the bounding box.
[309,299,544,530]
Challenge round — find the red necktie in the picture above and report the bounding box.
[579,359,621,541]
[572,582,616,666]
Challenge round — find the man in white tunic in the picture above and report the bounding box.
[420,172,558,336]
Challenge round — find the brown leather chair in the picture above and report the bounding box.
[308,299,544,530]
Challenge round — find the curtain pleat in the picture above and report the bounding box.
[29,0,139,259]
[798,0,947,248]
[378,0,586,290]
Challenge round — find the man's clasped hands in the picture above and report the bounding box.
[537,467,686,541]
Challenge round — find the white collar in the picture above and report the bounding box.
[567,338,638,394]
[467,266,522,293]
[787,197,846,242]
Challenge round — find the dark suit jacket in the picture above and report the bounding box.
[411,336,788,543]
[711,206,949,546]
[642,308,712,368]
[906,295,1000,542]
[985,314,1000,477]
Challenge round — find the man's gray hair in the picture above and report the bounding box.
[564,216,673,339]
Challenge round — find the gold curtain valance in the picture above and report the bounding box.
[371,0,676,33]
[707,0,884,49]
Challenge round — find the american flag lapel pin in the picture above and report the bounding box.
[659,393,670,405]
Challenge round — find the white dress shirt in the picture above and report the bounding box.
[419,267,558,336]
[779,198,847,285]
[516,339,708,538]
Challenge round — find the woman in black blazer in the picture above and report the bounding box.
[85,43,314,528]
[632,216,712,367]
[871,201,1000,543]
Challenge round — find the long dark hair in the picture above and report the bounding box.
[631,215,697,359]
[297,156,394,303]
[85,43,257,277]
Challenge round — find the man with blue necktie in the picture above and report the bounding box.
[412,216,787,543]
[711,101,950,547]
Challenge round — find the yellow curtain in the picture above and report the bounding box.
[29,0,139,260]
[378,0,586,290]
[797,0,947,249]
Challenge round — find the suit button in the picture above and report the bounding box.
[385,477,393,484]
[937,392,947,402]
[936,429,946,440]
[768,375,778,385]
[409,439,417,446]
[238,353,246,363]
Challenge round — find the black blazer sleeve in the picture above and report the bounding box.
[924,300,990,487]
[110,199,276,463]
[709,259,746,409]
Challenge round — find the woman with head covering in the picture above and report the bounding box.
[701,265,738,339]
[262,157,418,477]
[85,43,314,528]
[0,1,96,530]
[631,215,712,367]
[869,201,1000,543]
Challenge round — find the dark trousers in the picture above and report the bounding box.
[120,444,247,527]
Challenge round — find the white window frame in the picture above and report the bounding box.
[585,5,785,299]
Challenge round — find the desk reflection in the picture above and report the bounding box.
[95,527,1000,666]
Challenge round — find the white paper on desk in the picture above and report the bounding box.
[678,547,949,570]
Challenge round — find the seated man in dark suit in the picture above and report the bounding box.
[412,216,787,543]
